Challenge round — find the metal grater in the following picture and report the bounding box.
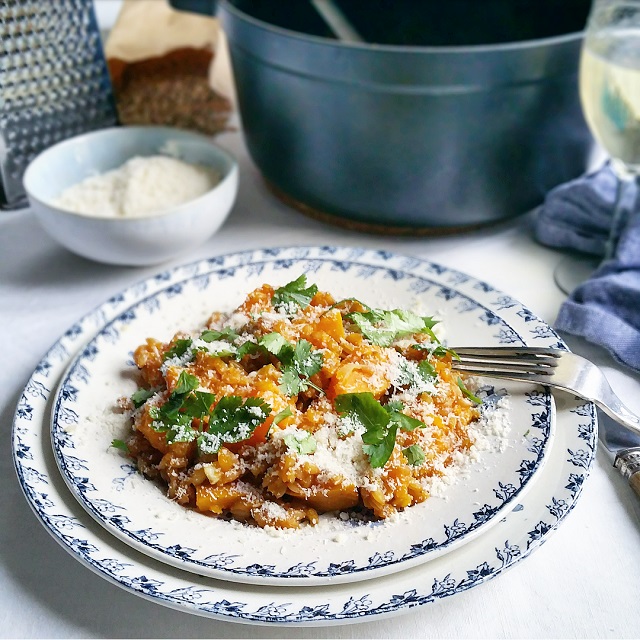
[0,0,118,209]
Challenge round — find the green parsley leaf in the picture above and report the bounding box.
[174,371,200,395]
[278,338,324,396]
[387,410,425,432]
[403,444,426,466]
[457,377,482,404]
[284,431,317,454]
[200,327,240,343]
[163,338,193,361]
[335,392,426,468]
[334,393,390,444]
[385,400,405,412]
[411,343,459,360]
[273,406,293,425]
[272,275,318,312]
[260,332,291,358]
[363,424,398,469]
[235,340,265,359]
[198,396,271,454]
[111,439,129,452]
[347,309,439,347]
[131,387,156,408]
[417,359,438,380]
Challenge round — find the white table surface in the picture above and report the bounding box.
[2,4,640,638]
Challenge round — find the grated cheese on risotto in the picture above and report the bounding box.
[116,276,494,530]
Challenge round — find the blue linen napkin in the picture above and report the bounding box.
[534,161,640,372]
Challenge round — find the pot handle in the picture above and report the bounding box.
[168,0,217,15]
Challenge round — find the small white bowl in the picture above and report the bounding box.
[24,126,239,266]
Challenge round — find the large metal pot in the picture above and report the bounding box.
[172,0,594,233]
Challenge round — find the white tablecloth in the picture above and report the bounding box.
[1,123,640,638]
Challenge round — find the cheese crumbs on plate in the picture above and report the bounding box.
[115,276,482,529]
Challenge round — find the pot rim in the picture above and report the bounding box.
[220,0,586,53]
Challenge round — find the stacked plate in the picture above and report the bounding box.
[12,246,597,626]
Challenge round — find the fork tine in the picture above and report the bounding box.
[450,367,551,383]
[453,361,554,376]
[451,346,560,378]
[453,346,561,358]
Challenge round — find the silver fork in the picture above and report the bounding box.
[452,346,640,496]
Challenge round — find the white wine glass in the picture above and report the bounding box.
[554,0,640,294]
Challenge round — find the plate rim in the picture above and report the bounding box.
[11,245,598,625]
[48,248,556,584]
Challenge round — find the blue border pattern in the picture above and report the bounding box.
[50,256,554,582]
[12,246,597,625]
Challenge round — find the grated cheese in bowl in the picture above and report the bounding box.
[53,155,220,218]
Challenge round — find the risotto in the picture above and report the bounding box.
[115,276,481,529]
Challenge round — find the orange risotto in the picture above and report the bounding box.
[116,276,481,529]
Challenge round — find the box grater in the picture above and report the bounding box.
[0,0,118,209]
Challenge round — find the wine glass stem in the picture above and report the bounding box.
[604,173,638,260]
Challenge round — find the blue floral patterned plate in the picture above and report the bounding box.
[13,246,597,623]
[43,247,560,586]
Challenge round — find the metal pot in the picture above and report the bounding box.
[171,0,594,233]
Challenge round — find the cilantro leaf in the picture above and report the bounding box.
[347,309,439,347]
[272,275,318,312]
[412,343,458,360]
[284,431,317,454]
[198,396,271,454]
[235,340,264,359]
[163,338,193,361]
[174,371,200,394]
[336,392,426,468]
[334,393,390,444]
[111,439,129,452]
[277,338,324,396]
[387,410,425,432]
[457,377,482,404]
[418,359,437,380]
[131,387,156,408]
[200,327,239,343]
[273,407,293,425]
[363,424,398,469]
[403,444,426,466]
[385,400,405,412]
[260,332,291,358]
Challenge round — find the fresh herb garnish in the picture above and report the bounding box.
[347,308,439,347]
[131,387,156,408]
[173,371,200,394]
[148,370,271,453]
[334,392,426,468]
[403,444,425,466]
[198,327,240,357]
[200,327,240,343]
[457,377,482,404]
[411,343,459,360]
[283,431,317,454]
[272,275,318,312]
[391,356,438,391]
[163,338,193,361]
[257,332,323,396]
[280,339,324,396]
[111,439,129,453]
[197,396,271,454]
[273,406,293,425]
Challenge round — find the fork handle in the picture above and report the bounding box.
[614,449,640,499]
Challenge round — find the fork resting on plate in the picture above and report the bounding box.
[452,347,640,497]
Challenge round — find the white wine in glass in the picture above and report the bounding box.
[554,1,640,294]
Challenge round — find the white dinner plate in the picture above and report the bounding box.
[12,247,597,625]
[48,247,553,585]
